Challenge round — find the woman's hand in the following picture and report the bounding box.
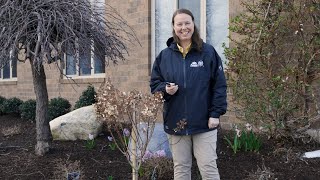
[165,83,179,95]
[208,117,220,129]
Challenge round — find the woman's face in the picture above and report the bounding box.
[173,13,194,43]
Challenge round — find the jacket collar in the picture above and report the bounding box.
[166,37,197,52]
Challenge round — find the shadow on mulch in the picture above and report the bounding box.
[0,114,320,180]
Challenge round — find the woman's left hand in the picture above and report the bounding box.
[208,117,219,129]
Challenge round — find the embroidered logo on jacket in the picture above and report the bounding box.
[190,60,204,67]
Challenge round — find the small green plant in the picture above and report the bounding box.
[85,134,96,150]
[2,97,23,115]
[240,130,262,152]
[48,97,71,120]
[107,136,116,151]
[224,123,262,154]
[19,99,36,121]
[224,129,241,154]
[107,175,114,180]
[74,85,97,109]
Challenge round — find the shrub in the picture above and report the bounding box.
[74,85,96,109]
[0,96,6,115]
[225,1,320,138]
[2,97,23,115]
[139,157,173,180]
[19,99,36,121]
[53,159,85,180]
[48,97,71,120]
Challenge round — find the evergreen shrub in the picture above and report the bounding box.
[0,96,6,115]
[2,97,23,115]
[19,99,36,121]
[48,97,71,120]
[74,85,97,109]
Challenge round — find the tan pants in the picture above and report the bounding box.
[168,130,220,180]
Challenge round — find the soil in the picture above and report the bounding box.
[1,114,320,180]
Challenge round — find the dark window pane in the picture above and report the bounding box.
[66,54,77,75]
[79,50,91,76]
[3,62,10,79]
[12,59,17,78]
[178,1,201,28]
[94,55,105,74]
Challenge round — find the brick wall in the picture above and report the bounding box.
[104,0,151,94]
[0,60,105,106]
[229,0,246,19]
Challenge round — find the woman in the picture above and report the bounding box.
[150,9,227,180]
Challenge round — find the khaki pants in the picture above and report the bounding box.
[168,130,220,180]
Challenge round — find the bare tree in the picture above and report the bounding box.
[0,0,138,156]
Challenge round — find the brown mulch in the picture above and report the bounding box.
[0,114,320,180]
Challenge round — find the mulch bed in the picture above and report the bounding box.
[1,114,320,180]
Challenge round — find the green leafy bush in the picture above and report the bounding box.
[19,99,36,121]
[48,97,71,120]
[74,85,96,109]
[225,1,320,137]
[0,96,6,115]
[2,97,23,115]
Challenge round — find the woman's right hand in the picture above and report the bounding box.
[165,83,179,95]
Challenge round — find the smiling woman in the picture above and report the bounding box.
[172,13,194,48]
[150,8,227,180]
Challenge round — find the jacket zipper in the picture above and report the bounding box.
[183,55,188,135]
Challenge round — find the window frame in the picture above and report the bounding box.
[151,0,206,69]
[0,52,18,81]
[62,45,106,79]
[62,0,106,79]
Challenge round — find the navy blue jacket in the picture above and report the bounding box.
[150,37,227,135]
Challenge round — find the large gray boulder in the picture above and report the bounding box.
[49,105,103,140]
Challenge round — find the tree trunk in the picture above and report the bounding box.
[30,59,51,156]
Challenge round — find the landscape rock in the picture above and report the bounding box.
[50,105,103,141]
